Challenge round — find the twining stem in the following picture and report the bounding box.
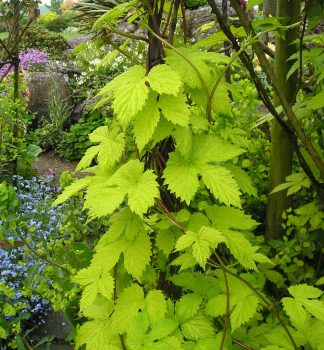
[113,263,127,350]
[208,257,298,350]
[144,0,166,58]
[104,25,149,43]
[154,197,186,233]
[149,23,297,123]
[209,248,229,350]
[180,0,187,44]
[233,339,253,350]
[104,32,144,65]
[291,14,307,105]
[161,0,174,37]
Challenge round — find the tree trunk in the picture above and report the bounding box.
[168,0,181,45]
[265,0,300,241]
[268,0,277,16]
[262,0,269,44]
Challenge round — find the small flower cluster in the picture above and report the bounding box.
[70,39,136,96]
[68,36,90,48]
[253,42,275,73]
[63,26,81,34]
[0,176,83,349]
[0,49,49,76]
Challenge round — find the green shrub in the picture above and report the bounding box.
[183,0,207,9]
[60,11,82,27]
[56,103,106,162]
[19,25,68,57]
[45,17,69,32]
[37,11,58,25]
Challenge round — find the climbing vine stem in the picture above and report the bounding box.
[208,257,298,350]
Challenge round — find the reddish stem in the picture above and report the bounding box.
[161,0,174,37]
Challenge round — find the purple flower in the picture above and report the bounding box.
[70,79,74,83]
[68,36,90,48]
[77,89,80,93]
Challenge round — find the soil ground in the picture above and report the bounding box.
[31,151,87,188]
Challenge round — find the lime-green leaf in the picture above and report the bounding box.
[123,231,152,280]
[176,293,203,322]
[158,93,190,126]
[189,113,209,131]
[282,284,324,324]
[163,151,200,204]
[271,173,311,196]
[307,90,324,110]
[82,297,115,320]
[174,126,193,159]
[96,207,144,249]
[205,205,258,231]
[151,116,176,145]
[94,230,151,280]
[147,65,182,96]
[230,293,259,332]
[205,294,227,318]
[146,317,179,341]
[145,289,167,327]
[76,126,125,172]
[265,327,295,350]
[246,0,263,11]
[98,65,148,127]
[126,311,179,349]
[191,134,245,164]
[75,146,101,173]
[171,252,197,272]
[163,135,244,205]
[181,311,215,340]
[316,276,324,285]
[156,226,183,255]
[169,272,211,297]
[112,284,145,333]
[52,177,92,206]
[225,163,258,197]
[75,318,114,350]
[71,265,114,309]
[102,160,159,218]
[200,165,242,208]
[126,311,149,350]
[133,91,160,151]
[0,326,6,339]
[221,229,270,270]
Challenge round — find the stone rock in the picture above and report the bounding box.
[68,97,113,127]
[31,310,73,341]
[62,48,74,56]
[185,2,254,42]
[45,60,82,76]
[111,20,148,45]
[25,70,74,129]
[68,97,93,125]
